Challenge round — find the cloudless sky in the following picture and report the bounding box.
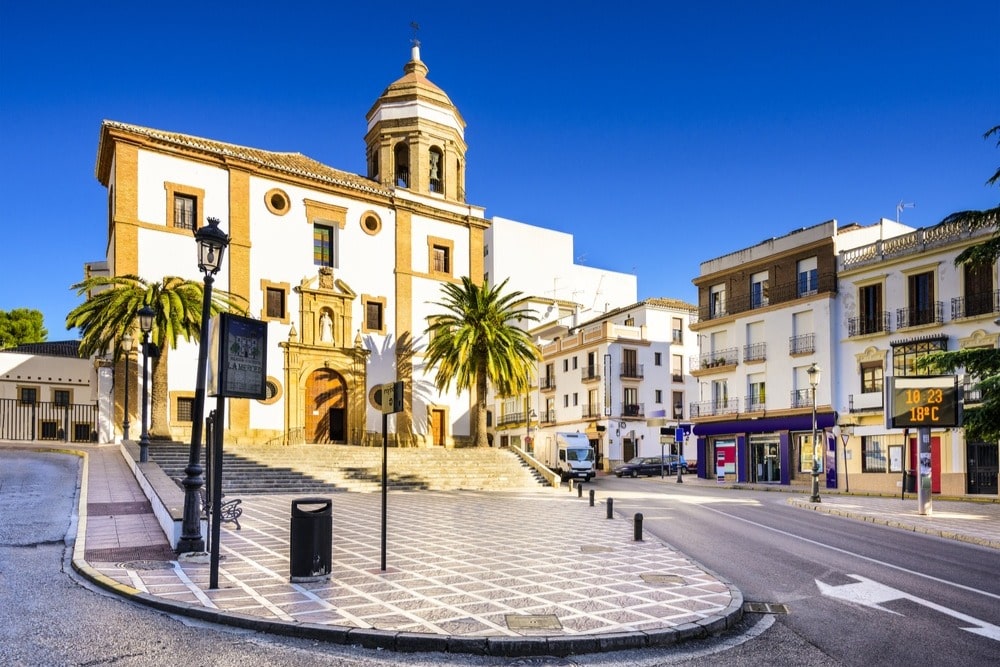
[2,1,997,339]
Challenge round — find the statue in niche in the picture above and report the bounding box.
[319,311,333,343]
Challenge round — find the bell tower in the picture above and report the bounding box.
[364,43,467,201]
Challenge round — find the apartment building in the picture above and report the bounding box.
[506,298,698,471]
[687,220,911,483]
[837,218,999,496]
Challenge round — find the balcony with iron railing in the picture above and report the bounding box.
[581,366,601,382]
[743,342,767,362]
[540,376,556,391]
[698,272,836,322]
[695,347,739,372]
[498,411,527,427]
[744,396,766,413]
[951,290,1000,320]
[620,363,644,379]
[582,403,603,419]
[848,312,890,337]
[896,302,943,329]
[540,409,556,424]
[789,333,815,355]
[690,398,739,417]
[621,403,645,418]
[790,388,815,409]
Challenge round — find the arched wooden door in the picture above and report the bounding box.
[305,368,347,443]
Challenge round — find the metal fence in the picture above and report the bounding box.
[0,398,99,442]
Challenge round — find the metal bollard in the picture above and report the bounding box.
[606,497,614,519]
[577,483,583,498]
[589,489,595,507]
[634,513,644,541]
[568,478,573,492]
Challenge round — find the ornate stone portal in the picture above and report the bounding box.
[280,268,369,444]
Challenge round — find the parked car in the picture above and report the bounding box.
[614,455,688,477]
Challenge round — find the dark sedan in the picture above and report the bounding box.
[613,455,688,477]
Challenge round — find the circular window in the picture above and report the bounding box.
[264,188,290,216]
[361,212,382,236]
[258,376,283,405]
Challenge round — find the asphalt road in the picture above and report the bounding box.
[597,474,1000,666]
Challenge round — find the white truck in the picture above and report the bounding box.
[538,432,596,482]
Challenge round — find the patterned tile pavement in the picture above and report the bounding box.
[87,490,738,638]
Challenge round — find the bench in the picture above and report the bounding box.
[190,484,243,530]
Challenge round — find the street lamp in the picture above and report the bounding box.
[178,217,229,554]
[121,332,133,441]
[807,362,821,503]
[137,306,154,463]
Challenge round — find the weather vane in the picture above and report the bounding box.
[410,21,420,47]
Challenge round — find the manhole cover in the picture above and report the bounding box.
[506,614,563,630]
[744,602,790,614]
[580,545,614,554]
[118,560,174,571]
[640,573,686,585]
[507,658,576,666]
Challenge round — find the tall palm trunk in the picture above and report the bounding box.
[475,371,489,447]
[150,344,170,439]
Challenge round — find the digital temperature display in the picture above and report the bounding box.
[888,376,959,428]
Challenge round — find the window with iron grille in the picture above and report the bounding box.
[53,389,70,406]
[861,436,887,473]
[174,194,196,230]
[177,397,194,422]
[19,387,37,405]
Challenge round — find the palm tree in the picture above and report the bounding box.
[423,277,540,447]
[66,275,247,439]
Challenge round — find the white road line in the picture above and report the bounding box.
[700,504,1000,601]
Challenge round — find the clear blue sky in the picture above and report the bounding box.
[2,1,997,339]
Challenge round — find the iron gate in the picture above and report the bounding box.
[0,398,98,442]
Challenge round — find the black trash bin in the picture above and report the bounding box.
[289,497,332,582]
[903,470,916,493]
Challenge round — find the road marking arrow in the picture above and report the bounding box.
[817,575,1000,642]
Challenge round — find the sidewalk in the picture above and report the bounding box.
[18,442,743,658]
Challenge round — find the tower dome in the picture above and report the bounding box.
[365,45,467,200]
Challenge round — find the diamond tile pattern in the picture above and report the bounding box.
[89,489,733,637]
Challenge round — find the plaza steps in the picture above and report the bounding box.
[147,443,547,495]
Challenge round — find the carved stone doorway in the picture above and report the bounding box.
[305,368,347,443]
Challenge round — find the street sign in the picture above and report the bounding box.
[379,381,404,414]
[675,427,684,442]
[660,435,675,445]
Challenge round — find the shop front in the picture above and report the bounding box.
[694,413,837,486]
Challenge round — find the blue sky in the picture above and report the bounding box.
[2,1,997,339]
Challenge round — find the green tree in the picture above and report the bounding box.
[66,275,246,439]
[424,277,540,447]
[916,125,1000,442]
[0,308,48,348]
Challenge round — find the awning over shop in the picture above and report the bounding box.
[692,413,837,437]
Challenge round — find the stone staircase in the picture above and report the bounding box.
[148,443,547,495]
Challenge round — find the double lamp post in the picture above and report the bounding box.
[177,217,230,554]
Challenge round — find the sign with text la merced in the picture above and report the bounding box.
[209,313,268,399]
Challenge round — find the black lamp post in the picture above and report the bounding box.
[138,306,154,463]
[808,362,822,503]
[178,217,229,554]
[121,332,133,441]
